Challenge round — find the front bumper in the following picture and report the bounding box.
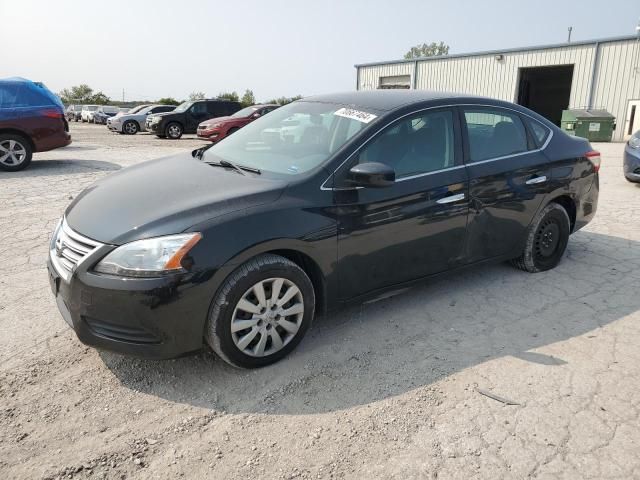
[196,128,221,142]
[147,121,162,134]
[624,146,640,182]
[107,119,122,132]
[47,250,209,360]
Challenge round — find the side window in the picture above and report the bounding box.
[190,102,208,115]
[160,106,174,113]
[525,117,550,148]
[463,108,528,162]
[355,109,455,179]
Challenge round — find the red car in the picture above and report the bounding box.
[197,104,279,142]
[0,77,71,171]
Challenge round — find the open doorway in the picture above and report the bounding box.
[517,65,574,126]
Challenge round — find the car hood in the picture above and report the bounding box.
[114,113,142,122]
[65,153,286,244]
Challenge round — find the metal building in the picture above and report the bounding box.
[355,35,640,141]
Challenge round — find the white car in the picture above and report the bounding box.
[107,104,175,134]
[80,105,99,123]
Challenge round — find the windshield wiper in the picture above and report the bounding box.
[205,158,261,175]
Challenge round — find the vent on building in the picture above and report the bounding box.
[378,75,411,89]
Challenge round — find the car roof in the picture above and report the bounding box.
[302,90,479,112]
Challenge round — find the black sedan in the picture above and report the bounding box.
[47,91,600,368]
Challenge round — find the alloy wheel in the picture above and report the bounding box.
[167,124,181,138]
[0,139,27,167]
[123,122,137,134]
[230,277,304,357]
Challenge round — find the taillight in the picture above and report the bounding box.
[41,109,64,119]
[585,150,601,173]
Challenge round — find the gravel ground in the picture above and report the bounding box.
[1,123,639,480]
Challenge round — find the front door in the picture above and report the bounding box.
[186,102,209,133]
[335,108,469,300]
[461,106,552,262]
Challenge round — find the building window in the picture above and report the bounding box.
[378,75,411,89]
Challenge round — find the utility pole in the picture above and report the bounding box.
[567,26,572,43]
[122,88,125,103]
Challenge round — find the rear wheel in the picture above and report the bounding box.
[205,254,315,368]
[0,135,33,172]
[123,120,138,135]
[511,202,570,273]
[165,122,183,139]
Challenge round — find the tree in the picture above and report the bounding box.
[266,95,303,106]
[218,91,240,102]
[188,91,206,101]
[58,84,94,104]
[89,92,110,105]
[403,41,450,59]
[157,97,180,105]
[240,89,255,107]
[58,84,110,105]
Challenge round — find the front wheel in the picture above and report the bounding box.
[123,120,138,135]
[205,254,315,368]
[165,122,183,139]
[0,134,33,171]
[511,202,571,273]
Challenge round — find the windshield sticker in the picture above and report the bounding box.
[334,108,377,124]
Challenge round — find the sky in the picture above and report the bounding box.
[1,0,639,103]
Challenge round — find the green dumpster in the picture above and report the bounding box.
[561,109,616,142]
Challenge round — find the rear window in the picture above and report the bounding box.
[463,108,529,162]
[525,117,551,148]
[0,83,52,108]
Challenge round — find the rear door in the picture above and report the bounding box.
[461,106,552,262]
[335,107,469,299]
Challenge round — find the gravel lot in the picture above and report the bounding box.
[1,123,639,480]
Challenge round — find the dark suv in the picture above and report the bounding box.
[0,77,71,171]
[147,99,241,139]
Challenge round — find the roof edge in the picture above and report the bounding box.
[354,34,639,68]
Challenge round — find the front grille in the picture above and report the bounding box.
[50,219,103,281]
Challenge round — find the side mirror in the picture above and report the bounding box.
[348,162,395,188]
[251,112,261,119]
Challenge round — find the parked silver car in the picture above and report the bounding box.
[107,104,176,134]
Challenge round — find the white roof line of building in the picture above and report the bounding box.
[354,34,639,68]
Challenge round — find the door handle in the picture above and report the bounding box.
[436,193,465,204]
[525,175,547,185]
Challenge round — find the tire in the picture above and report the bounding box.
[205,254,315,368]
[511,202,571,273]
[0,134,33,172]
[123,120,139,135]
[165,122,183,139]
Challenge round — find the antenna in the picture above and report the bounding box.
[567,26,572,43]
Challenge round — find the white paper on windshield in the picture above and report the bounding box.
[334,107,377,124]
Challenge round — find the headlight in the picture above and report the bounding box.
[629,136,640,150]
[152,116,162,123]
[94,233,202,277]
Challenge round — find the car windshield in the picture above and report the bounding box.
[231,106,258,118]
[173,101,192,113]
[86,105,97,111]
[202,101,377,175]
[103,106,118,113]
[127,105,146,114]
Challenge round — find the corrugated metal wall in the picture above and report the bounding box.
[357,39,640,141]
